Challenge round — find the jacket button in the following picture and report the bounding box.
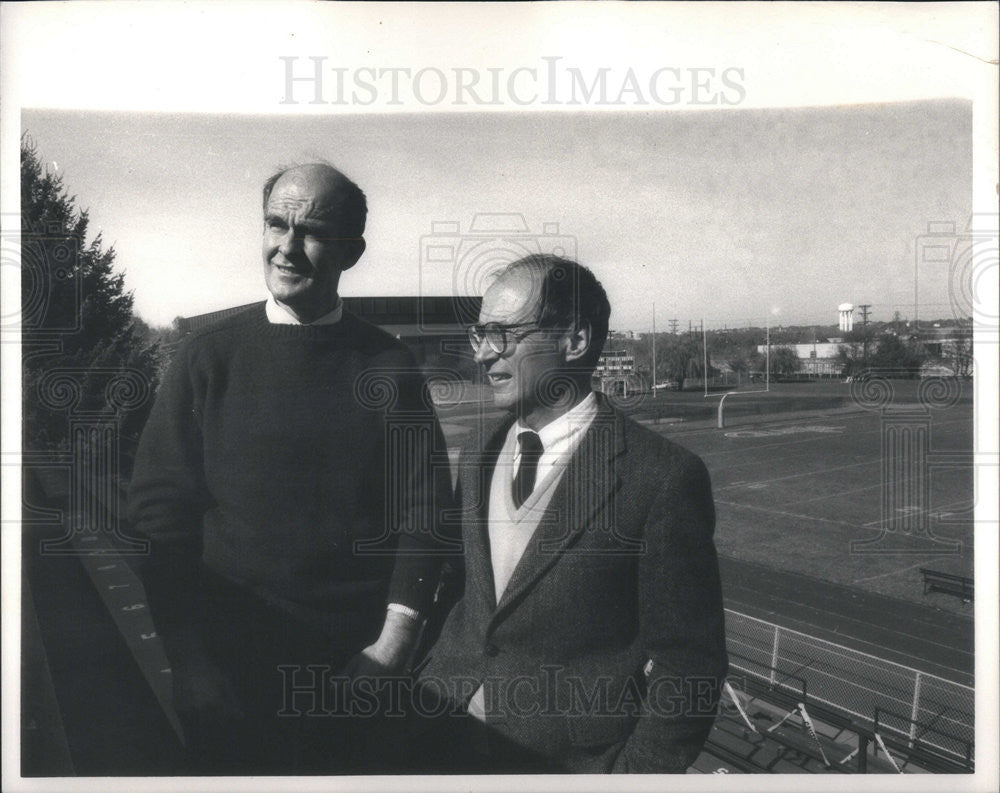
[484,642,500,657]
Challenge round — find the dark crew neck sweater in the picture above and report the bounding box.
[127,302,454,646]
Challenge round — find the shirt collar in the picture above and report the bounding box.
[265,295,344,326]
[511,391,598,453]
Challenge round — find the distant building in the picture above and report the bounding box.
[595,349,638,395]
[754,326,974,379]
[916,325,974,377]
[756,342,842,377]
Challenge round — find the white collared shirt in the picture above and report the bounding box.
[487,391,600,602]
[265,295,344,325]
[509,391,599,487]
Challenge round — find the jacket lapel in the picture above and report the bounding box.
[492,399,626,616]
[460,414,513,611]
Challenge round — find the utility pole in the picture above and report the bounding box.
[668,318,679,335]
[702,319,708,397]
[812,326,818,378]
[859,304,871,368]
[651,303,657,399]
[765,313,770,393]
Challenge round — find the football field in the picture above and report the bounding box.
[657,396,975,611]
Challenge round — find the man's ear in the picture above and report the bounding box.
[564,323,592,363]
[340,238,367,271]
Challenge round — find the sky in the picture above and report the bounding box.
[23,101,972,331]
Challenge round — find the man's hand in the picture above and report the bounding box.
[166,631,243,731]
[340,608,423,678]
[173,656,243,723]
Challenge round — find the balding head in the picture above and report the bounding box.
[501,254,611,370]
[261,162,368,322]
[263,163,367,240]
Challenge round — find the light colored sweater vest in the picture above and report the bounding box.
[468,447,572,721]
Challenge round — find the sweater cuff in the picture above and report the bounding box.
[386,602,422,621]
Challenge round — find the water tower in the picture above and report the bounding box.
[838,303,855,332]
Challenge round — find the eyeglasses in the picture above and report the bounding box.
[467,322,546,355]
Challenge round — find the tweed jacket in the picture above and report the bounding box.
[419,395,728,773]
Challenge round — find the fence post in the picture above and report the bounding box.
[769,626,780,687]
[909,672,922,748]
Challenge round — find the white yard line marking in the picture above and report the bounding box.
[783,481,883,506]
[715,458,880,490]
[715,499,863,529]
[860,498,977,528]
[698,415,972,462]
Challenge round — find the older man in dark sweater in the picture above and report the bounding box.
[127,164,454,773]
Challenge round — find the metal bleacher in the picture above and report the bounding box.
[691,649,973,775]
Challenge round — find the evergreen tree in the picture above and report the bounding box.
[21,135,161,468]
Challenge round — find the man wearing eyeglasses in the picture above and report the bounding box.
[412,254,728,773]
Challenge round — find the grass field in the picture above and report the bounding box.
[438,380,976,615]
[656,387,974,614]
